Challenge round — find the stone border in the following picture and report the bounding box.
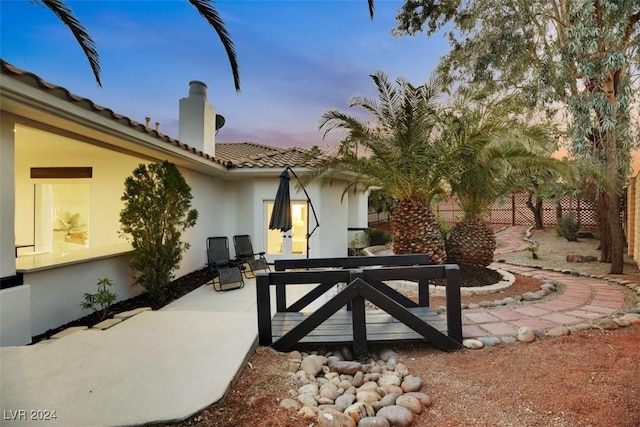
[362,245,516,296]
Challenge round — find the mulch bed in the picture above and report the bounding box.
[31,267,212,344]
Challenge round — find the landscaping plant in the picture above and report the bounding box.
[309,71,456,263]
[81,277,117,321]
[557,213,580,242]
[120,161,198,301]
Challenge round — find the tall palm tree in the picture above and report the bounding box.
[442,91,564,267]
[37,0,239,91]
[308,71,457,263]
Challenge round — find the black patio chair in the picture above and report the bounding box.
[233,234,270,278]
[206,236,244,291]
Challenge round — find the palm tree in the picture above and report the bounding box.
[442,91,564,267]
[37,0,239,91]
[308,71,457,263]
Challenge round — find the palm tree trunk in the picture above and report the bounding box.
[390,199,446,264]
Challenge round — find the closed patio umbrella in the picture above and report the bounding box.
[269,169,292,232]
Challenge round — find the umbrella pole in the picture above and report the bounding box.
[285,167,319,259]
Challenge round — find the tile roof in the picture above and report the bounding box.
[0,59,319,171]
[215,142,322,168]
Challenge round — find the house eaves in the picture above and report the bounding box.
[1,60,334,181]
[0,60,231,177]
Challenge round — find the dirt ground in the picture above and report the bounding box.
[154,228,640,427]
[160,326,640,427]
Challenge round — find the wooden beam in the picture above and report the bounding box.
[30,167,92,179]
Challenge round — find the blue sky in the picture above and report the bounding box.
[1,0,450,149]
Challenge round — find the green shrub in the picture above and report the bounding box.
[81,277,117,321]
[556,213,580,242]
[120,161,198,300]
[365,227,392,246]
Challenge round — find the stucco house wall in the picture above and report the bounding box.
[0,61,368,345]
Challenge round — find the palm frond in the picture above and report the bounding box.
[40,0,101,86]
[188,0,240,92]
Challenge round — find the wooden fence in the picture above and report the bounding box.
[369,192,597,229]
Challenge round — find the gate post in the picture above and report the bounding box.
[349,270,368,356]
[256,273,273,345]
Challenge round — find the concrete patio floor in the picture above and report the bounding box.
[0,276,335,427]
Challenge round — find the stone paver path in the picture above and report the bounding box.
[459,226,631,339]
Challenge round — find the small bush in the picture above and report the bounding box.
[365,227,392,246]
[556,213,580,241]
[81,277,117,321]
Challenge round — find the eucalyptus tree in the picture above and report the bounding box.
[308,71,457,263]
[391,0,640,273]
[442,91,564,267]
[32,0,240,90]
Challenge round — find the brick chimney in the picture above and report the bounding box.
[179,81,216,157]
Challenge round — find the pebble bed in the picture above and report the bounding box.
[280,348,430,427]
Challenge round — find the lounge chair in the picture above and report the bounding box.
[233,234,270,278]
[207,236,244,291]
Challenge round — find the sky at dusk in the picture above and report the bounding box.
[1,0,450,150]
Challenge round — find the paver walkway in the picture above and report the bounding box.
[458,226,631,339]
[462,264,628,338]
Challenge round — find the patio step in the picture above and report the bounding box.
[114,307,151,320]
[92,318,123,330]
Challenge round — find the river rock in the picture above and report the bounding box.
[522,292,542,301]
[404,392,432,407]
[541,283,556,292]
[301,355,327,377]
[613,318,631,327]
[352,371,364,387]
[299,383,319,396]
[280,398,301,410]
[335,393,356,411]
[359,381,379,392]
[317,408,356,427]
[396,394,422,414]
[463,339,484,349]
[320,383,340,401]
[400,375,422,392]
[597,318,619,330]
[378,392,400,408]
[297,406,317,419]
[356,390,381,404]
[620,313,640,324]
[379,349,400,362]
[517,326,536,342]
[478,336,501,346]
[329,360,362,375]
[395,363,409,377]
[376,405,414,427]
[344,402,376,423]
[298,393,318,407]
[378,374,401,387]
[357,417,391,427]
[500,336,517,345]
[546,326,571,337]
[380,384,404,396]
